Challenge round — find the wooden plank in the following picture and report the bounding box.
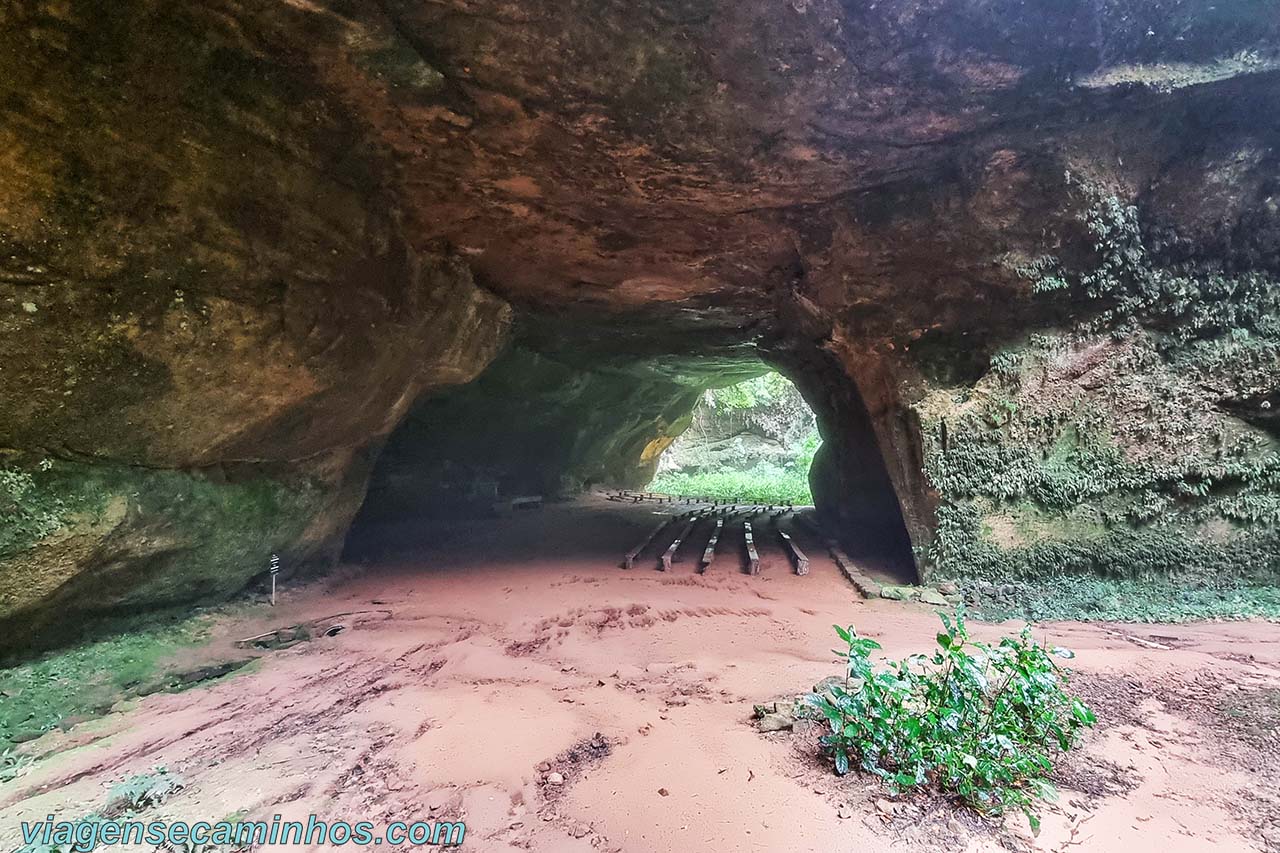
[744,522,760,575]
[623,516,674,569]
[776,521,809,576]
[698,518,725,572]
[661,514,702,571]
[793,513,880,597]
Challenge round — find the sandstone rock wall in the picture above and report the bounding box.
[347,344,702,545]
[0,0,511,652]
[3,0,1279,646]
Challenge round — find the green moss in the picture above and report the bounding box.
[911,175,1280,614]
[937,501,1279,578]
[0,464,107,557]
[105,465,324,605]
[1000,501,1108,544]
[925,411,1280,584]
[0,612,215,743]
[1018,178,1280,345]
[357,42,446,94]
[915,184,1280,617]
[0,455,329,638]
[969,573,1280,624]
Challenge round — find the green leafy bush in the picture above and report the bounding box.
[804,611,1095,833]
[0,465,71,556]
[104,766,184,815]
[17,768,185,853]
[649,461,812,505]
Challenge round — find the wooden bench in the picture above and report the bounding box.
[623,516,674,569]
[699,518,724,572]
[776,521,809,575]
[661,513,702,571]
[744,522,761,574]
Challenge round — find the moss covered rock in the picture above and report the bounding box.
[911,186,1280,615]
[3,0,1280,640]
[0,0,511,651]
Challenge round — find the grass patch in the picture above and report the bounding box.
[965,574,1280,623]
[649,461,812,505]
[0,612,220,744]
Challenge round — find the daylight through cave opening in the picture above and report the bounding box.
[342,343,919,584]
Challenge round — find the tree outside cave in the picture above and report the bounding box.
[650,372,818,504]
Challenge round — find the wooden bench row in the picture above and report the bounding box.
[621,509,811,576]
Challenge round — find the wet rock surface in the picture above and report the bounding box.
[2,0,1279,645]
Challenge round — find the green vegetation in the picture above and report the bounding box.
[2,746,33,783]
[968,573,1280,624]
[702,372,801,413]
[805,612,1094,833]
[1,454,325,624]
[917,179,1280,618]
[922,372,1280,621]
[1020,177,1280,345]
[104,767,185,815]
[0,612,218,744]
[17,768,186,853]
[650,460,813,505]
[650,372,818,504]
[0,462,102,558]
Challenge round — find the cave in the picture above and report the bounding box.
[4,0,1278,647]
[4,1,1280,848]
[342,330,920,583]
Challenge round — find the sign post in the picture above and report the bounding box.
[269,553,280,606]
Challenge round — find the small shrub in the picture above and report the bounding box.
[0,466,70,556]
[16,768,187,853]
[1,746,32,783]
[804,610,1095,833]
[104,766,184,815]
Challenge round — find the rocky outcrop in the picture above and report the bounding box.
[347,344,703,547]
[2,0,1279,645]
[0,0,510,651]
[910,189,1280,598]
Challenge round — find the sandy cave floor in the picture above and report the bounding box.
[2,495,1279,853]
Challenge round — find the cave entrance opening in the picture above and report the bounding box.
[341,345,918,586]
[648,372,818,507]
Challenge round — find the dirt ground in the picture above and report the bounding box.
[2,495,1279,852]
